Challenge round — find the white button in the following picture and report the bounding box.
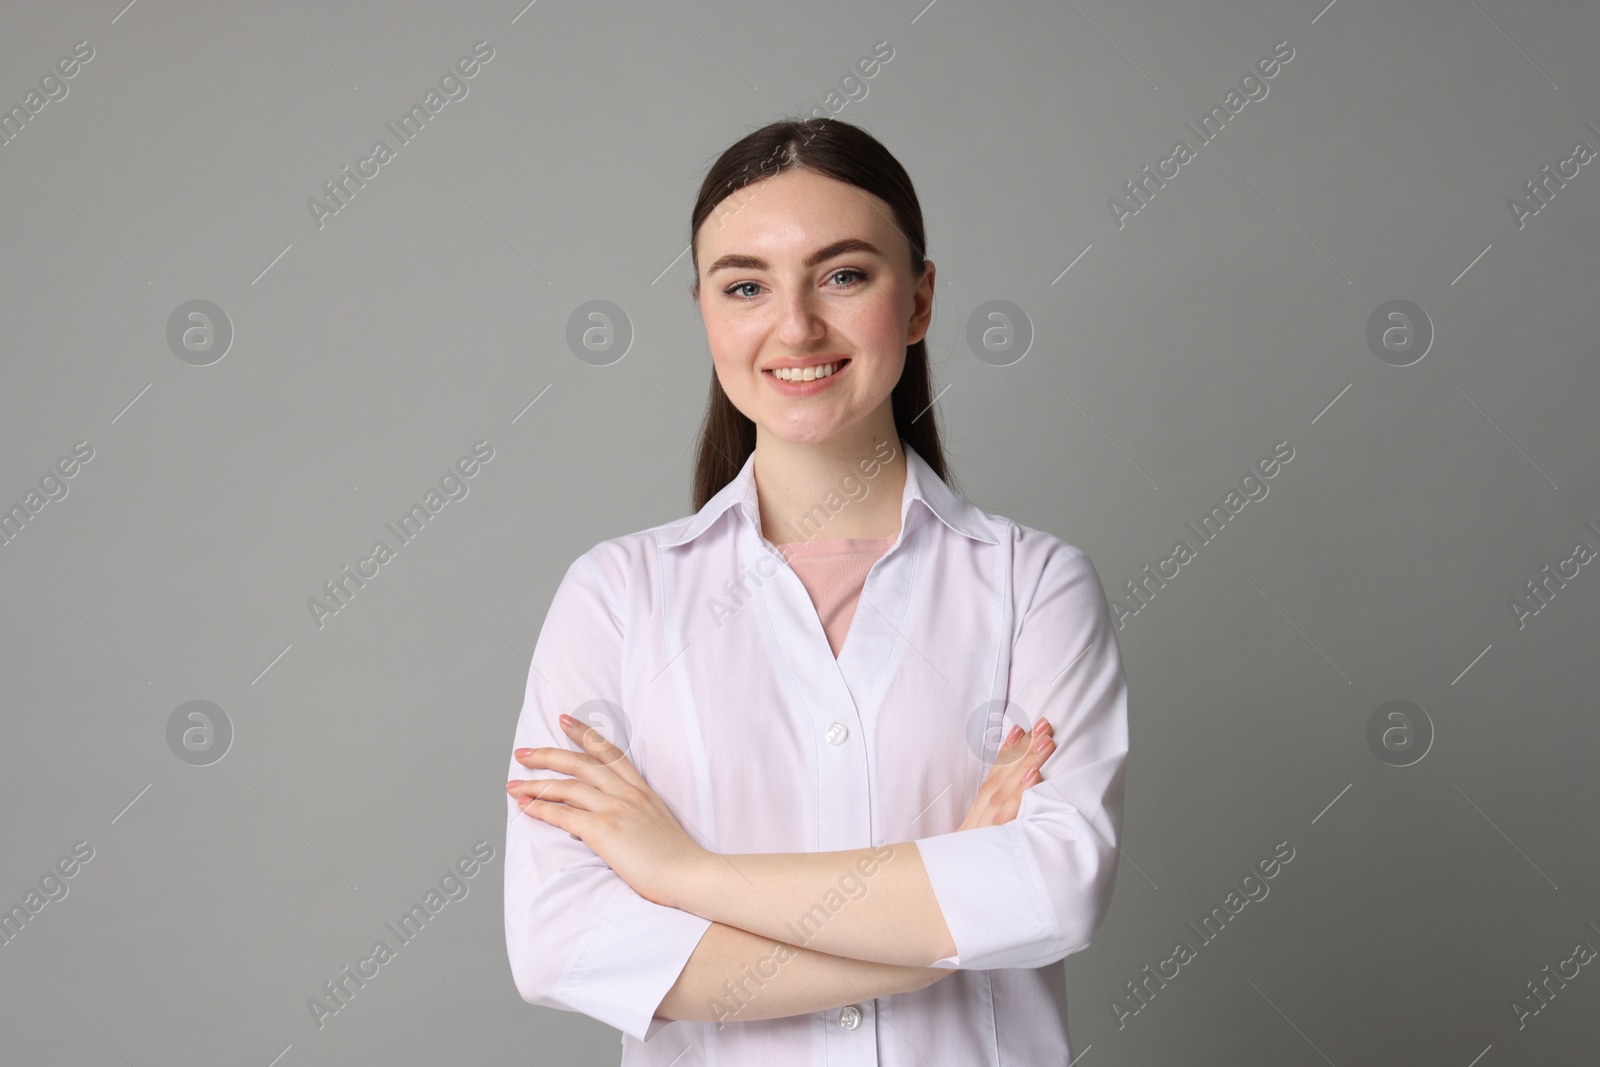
[826,722,849,745]
[839,1004,862,1030]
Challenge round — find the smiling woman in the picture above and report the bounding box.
[689,148,936,494]
[503,116,1130,1067]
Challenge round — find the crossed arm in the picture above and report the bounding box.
[657,839,952,1024]
[507,714,1058,1024]
[658,920,944,1024]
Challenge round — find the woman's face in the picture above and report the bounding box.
[693,167,934,447]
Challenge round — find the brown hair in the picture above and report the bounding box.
[686,116,955,511]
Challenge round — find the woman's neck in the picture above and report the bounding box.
[751,430,906,545]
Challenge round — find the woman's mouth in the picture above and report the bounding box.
[766,358,850,382]
[763,358,851,396]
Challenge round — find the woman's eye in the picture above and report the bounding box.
[723,270,866,300]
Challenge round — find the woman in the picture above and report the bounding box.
[505,116,1129,1065]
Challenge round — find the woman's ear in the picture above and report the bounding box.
[907,260,936,346]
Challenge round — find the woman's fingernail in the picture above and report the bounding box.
[1032,733,1051,752]
[1007,725,1022,744]
[514,748,532,757]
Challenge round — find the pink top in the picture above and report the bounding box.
[774,535,896,658]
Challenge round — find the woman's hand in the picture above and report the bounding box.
[507,715,709,909]
[956,718,1054,832]
[913,718,1055,986]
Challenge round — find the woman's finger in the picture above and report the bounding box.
[991,723,1027,769]
[997,736,1055,820]
[512,726,666,811]
[997,718,1049,768]
[559,716,649,786]
[991,720,1040,778]
[975,726,1029,804]
[508,795,581,834]
[511,747,619,789]
[977,730,1022,794]
[988,728,1054,819]
[992,772,1032,824]
[1021,731,1055,783]
[507,775,610,814]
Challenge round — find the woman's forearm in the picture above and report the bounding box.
[672,840,958,968]
[655,920,948,1025]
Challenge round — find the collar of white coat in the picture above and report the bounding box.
[654,437,999,550]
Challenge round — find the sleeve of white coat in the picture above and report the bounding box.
[912,543,1129,970]
[504,552,713,1042]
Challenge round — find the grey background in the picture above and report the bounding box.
[2,0,1597,1064]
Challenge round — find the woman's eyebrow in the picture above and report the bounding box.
[705,237,885,275]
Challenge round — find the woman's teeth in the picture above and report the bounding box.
[771,360,845,382]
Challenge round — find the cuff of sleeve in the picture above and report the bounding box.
[914,824,1055,971]
[558,883,714,1043]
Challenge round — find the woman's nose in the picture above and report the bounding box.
[774,292,826,344]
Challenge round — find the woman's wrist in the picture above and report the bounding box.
[660,843,710,913]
